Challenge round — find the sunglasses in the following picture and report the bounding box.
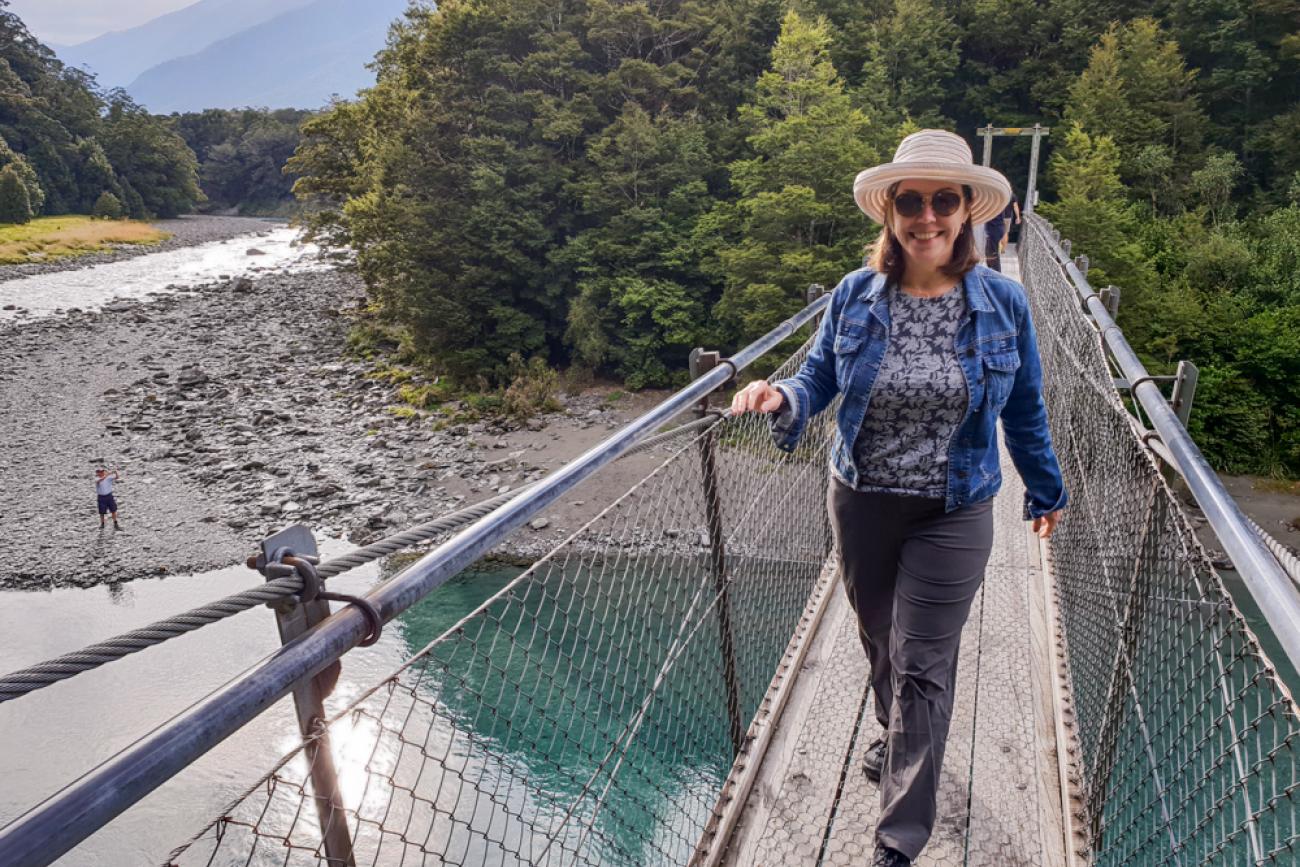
[892,189,964,218]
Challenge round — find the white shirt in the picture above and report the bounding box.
[96,476,115,495]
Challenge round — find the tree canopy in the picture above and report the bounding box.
[0,2,202,219]
[281,0,1300,475]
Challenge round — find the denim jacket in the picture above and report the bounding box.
[772,264,1068,519]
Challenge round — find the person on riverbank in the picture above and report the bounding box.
[95,468,122,529]
[730,129,1067,866]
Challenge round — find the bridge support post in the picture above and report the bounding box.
[689,347,746,759]
[807,283,826,327]
[976,123,1049,212]
[255,525,356,867]
[1099,285,1121,320]
[1026,123,1045,214]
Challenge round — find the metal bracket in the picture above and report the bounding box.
[688,347,722,381]
[249,524,356,866]
[688,346,738,403]
[1171,360,1198,427]
[1114,359,1199,429]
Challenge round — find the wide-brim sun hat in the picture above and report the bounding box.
[853,129,1012,226]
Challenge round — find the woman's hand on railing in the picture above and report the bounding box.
[1032,510,1063,539]
[730,380,786,415]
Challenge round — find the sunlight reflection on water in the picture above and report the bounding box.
[0,224,328,322]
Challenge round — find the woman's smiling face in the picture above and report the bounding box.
[889,178,970,272]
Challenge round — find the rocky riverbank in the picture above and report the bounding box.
[0,215,281,283]
[0,263,669,590]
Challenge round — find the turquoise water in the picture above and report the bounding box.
[382,557,736,864]
[0,546,816,866]
[358,551,817,866]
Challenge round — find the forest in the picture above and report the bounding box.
[290,0,1300,477]
[170,107,311,215]
[0,4,200,221]
[0,3,307,220]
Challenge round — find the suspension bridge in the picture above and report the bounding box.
[0,215,1297,866]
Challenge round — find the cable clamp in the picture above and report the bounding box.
[1125,375,1160,393]
[289,557,384,647]
[317,591,384,647]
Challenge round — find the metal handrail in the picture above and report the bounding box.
[0,295,829,867]
[1024,214,1300,672]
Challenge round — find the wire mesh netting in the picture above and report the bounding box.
[1019,216,1300,865]
[166,336,840,866]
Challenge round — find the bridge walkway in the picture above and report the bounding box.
[724,250,1076,867]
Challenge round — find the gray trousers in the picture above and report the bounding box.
[828,479,994,860]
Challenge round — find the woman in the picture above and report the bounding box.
[731,130,1067,867]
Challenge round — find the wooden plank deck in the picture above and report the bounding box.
[721,251,1075,867]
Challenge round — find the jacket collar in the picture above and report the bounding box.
[963,267,995,313]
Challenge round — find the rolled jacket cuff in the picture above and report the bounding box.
[769,380,808,451]
[1023,487,1069,520]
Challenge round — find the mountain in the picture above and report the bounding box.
[57,0,315,90]
[126,0,410,113]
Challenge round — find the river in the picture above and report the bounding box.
[0,224,326,322]
[0,546,524,865]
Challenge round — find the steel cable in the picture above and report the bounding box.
[1245,515,1300,591]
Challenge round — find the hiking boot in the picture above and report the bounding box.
[871,844,911,866]
[862,737,885,782]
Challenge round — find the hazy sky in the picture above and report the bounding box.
[8,0,198,46]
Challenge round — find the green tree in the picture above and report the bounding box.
[705,11,877,344]
[287,98,372,251]
[172,108,312,213]
[1038,123,1149,290]
[1190,150,1244,225]
[1065,19,1205,196]
[290,0,752,384]
[858,0,960,131]
[0,161,32,222]
[1254,106,1300,201]
[0,6,115,213]
[98,93,201,218]
[92,190,123,218]
[1130,143,1173,213]
[561,105,714,386]
[1165,0,1288,151]
[0,134,43,213]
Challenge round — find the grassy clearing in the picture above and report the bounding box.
[0,216,169,264]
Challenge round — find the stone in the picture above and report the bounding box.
[529,517,550,530]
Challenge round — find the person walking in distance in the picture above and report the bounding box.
[1001,190,1022,250]
[983,210,1006,272]
[95,467,122,529]
[730,130,1067,866]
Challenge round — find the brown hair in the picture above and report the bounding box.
[866,182,981,285]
